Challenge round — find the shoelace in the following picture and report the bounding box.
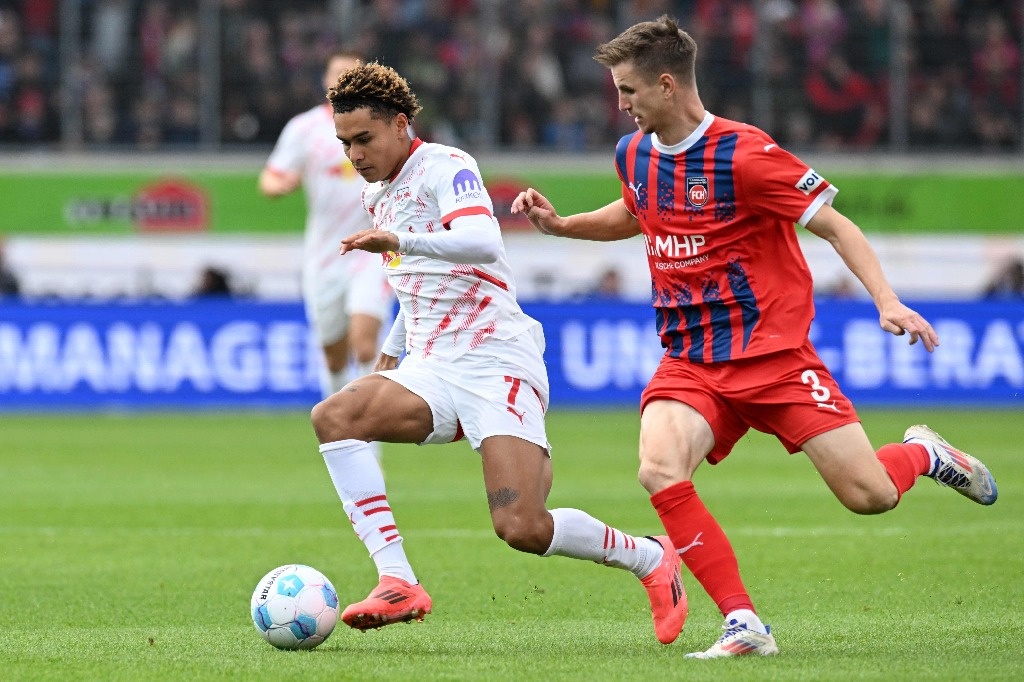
[717,620,747,644]
[933,460,969,489]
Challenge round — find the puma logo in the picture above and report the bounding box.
[506,406,525,424]
[817,400,839,412]
[628,181,643,202]
[676,532,704,555]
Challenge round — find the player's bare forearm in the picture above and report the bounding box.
[258,169,301,197]
[340,230,399,255]
[511,190,640,241]
[561,200,642,241]
[806,205,896,305]
[806,204,939,351]
[374,353,399,372]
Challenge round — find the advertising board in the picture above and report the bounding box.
[1,300,1020,411]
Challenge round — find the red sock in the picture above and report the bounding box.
[651,480,754,617]
[876,442,932,504]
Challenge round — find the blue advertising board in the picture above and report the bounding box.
[0,300,1021,410]
[0,301,322,410]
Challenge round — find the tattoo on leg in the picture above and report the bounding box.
[487,487,520,509]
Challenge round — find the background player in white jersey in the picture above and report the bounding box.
[310,61,688,643]
[259,51,394,400]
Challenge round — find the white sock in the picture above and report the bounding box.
[542,508,663,579]
[355,359,375,377]
[326,368,349,396]
[726,608,768,634]
[368,440,384,466]
[319,439,416,584]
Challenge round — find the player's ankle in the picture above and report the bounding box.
[725,608,768,634]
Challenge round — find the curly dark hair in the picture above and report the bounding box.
[326,61,423,122]
[593,15,697,86]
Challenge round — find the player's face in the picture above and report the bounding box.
[334,108,412,183]
[610,61,671,135]
[323,56,359,92]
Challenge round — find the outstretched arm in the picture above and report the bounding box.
[340,215,501,264]
[511,188,641,241]
[804,203,939,351]
[258,168,302,197]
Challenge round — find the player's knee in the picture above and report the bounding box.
[324,356,347,373]
[839,482,898,515]
[492,514,551,555]
[638,457,683,494]
[352,341,377,365]
[310,394,366,443]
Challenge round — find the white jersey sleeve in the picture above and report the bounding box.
[397,214,501,264]
[381,308,406,357]
[265,115,309,174]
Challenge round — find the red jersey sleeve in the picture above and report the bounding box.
[614,133,640,216]
[735,138,838,226]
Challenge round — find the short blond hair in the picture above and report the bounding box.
[594,15,697,86]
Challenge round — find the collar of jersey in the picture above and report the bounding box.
[652,111,714,155]
[386,137,425,184]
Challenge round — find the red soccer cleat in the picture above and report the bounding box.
[641,535,688,644]
[341,576,433,631]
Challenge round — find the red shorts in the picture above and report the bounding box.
[640,338,860,464]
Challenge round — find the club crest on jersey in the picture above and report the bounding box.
[686,177,709,207]
[452,169,483,203]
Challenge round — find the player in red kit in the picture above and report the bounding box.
[512,15,998,659]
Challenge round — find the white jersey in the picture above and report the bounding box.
[362,139,538,361]
[265,103,371,291]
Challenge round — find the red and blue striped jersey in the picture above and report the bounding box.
[615,113,838,363]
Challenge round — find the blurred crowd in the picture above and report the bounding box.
[0,0,1021,151]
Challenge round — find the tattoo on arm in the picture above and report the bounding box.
[487,487,520,510]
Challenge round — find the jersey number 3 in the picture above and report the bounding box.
[801,369,839,412]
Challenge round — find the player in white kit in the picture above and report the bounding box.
[259,51,394,399]
[310,61,688,645]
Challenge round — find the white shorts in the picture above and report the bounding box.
[304,254,394,346]
[378,325,551,452]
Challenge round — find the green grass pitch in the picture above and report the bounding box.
[1,409,1021,681]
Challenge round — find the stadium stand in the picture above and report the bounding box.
[0,0,1020,152]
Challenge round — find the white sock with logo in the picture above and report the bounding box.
[319,439,415,584]
[542,507,663,578]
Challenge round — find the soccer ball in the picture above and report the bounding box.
[251,564,340,650]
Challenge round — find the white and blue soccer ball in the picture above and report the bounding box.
[251,564,339,650]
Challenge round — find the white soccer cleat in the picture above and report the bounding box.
[904,424,998,505]
[684,618,779,659]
